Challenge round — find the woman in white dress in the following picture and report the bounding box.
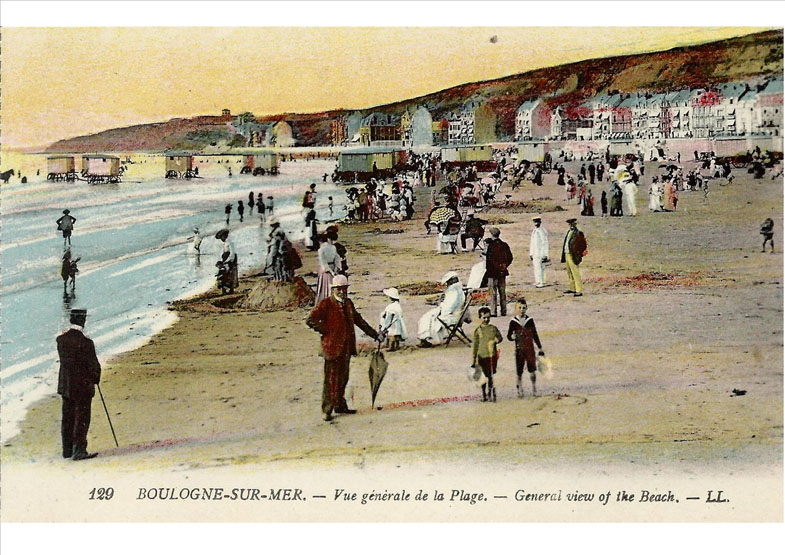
[417,271,466,347]
[648,177,662,212]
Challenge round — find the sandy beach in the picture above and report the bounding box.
[2,161,782,520]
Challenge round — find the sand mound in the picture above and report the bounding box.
[588,272,705,291]
[397,281,443,296]
[241,276,315,311]
[486,199,565,213]
[368,227,406,235]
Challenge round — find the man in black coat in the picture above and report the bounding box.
[57,309,101,460]
[461,213,488,252]
[485,227,514,317]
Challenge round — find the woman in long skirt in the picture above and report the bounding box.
[649,178,662,212]
[305,208,319,251]
[663,179,676,211]
[315,230,342,304]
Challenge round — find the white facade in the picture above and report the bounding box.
[516,99,540,140]
[411,106,434,146]
[757,77,784,137]
[346,112,364,143]
[664,90,693,138]
[271,121,295,147]
[448,99,481,145]
[550,109,563,139]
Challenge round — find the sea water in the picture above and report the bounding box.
[0,152,345,439]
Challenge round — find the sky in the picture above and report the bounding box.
[0,25,773,149]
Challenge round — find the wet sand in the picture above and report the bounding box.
[3,162,782,483]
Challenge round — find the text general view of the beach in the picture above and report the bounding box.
[0,16,783,537]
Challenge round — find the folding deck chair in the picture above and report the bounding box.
[439,288,474,347]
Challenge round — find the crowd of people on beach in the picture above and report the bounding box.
[47,140,782,452]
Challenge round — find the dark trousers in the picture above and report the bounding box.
[488,275,507,316]
[478,356,496,399]
[322,356,351,416]
[461,233,480,250]
[61,396,92,457]
[515,352,537,377]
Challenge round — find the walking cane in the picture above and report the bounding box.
[97,384,119,447]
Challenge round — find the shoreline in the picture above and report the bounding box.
[2,163,782,475]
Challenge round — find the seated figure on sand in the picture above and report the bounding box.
[418,271,467,347]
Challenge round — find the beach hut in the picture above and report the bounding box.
[81,155,121,183]
[46,155,77,182]
[240,150,280,175]
[165,153,195,178]
[336,147,401,181]
[440,145,496,171]
[517,142,550,162]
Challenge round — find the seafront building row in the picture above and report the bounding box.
[325,75,783,148]
[43,76,783,179]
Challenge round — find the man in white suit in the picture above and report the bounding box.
[529,216,549,288]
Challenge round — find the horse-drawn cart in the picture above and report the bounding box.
[82,155,121,184]
[47,155,78,182]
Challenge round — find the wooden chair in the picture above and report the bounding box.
[440,288,474,347]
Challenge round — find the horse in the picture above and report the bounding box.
[1,169,15,184]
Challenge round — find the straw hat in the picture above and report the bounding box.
[333,274,349,288]
[383,287,400,300]
[440,271,459,284]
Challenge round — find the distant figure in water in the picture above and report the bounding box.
[56,209,77,248]
[238,200,245,222]
[328,196,334,216]
[192,227,202,254]
[60,249,80,291]
[323,173,328,183]
[225,203,232,225]
[228,167,233,178]
[267,196,274,215]
[257,196,266,223]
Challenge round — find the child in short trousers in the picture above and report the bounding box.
[507,299,545,397]
[761,218,774,253]
[472,306,503,402]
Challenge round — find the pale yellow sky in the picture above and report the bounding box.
[0,26,772,148]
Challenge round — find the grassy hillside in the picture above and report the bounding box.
[46,29,783,152]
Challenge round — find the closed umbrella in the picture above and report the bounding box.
[368,341,388,408]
